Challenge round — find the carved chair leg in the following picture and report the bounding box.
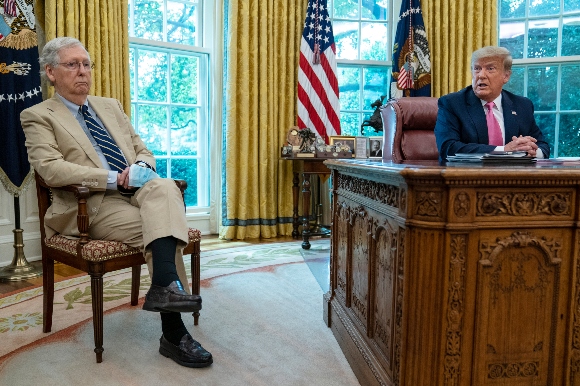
[191,240,200,326]
[43,257,55,333]
[131,265,140,306]
[90,265,105,363]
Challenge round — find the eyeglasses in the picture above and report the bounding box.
[57,61,95,71]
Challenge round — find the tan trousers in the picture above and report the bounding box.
[88,178,190,292]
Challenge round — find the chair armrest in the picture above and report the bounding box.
[173,179,188,210]
[36,174,91,246]
[174,179,187,193]
[37,175,188,244]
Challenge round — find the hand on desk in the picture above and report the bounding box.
[504,135,539,157]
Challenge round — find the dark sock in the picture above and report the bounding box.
[161,312,190,345]
[149,236,180,287]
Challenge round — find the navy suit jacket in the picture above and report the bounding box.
[434,86,550,162]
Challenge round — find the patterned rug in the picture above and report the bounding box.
[0,239,361,386]
[0,239,330,361]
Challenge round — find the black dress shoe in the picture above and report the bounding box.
[143,280,202,313]
[159,334,213,368]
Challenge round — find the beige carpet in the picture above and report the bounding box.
[0,240,360,386]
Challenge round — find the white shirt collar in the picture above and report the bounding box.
[480,94,503,113]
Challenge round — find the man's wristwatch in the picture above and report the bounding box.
[135,160,155,172]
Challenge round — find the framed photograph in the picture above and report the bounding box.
[369,136,383,158]
[354,136,369,159]
[329,136,356,157]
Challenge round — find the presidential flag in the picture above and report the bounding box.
[0,0,41,195]
[297,0,340,144]
[390,0,431,98]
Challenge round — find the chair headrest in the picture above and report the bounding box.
[392,97,439,131]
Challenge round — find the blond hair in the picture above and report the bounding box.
[471,46,512,72]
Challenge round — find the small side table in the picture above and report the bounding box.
[285,157,331,249]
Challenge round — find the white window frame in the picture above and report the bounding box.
[330,0,398,136]
[128,0,220,234]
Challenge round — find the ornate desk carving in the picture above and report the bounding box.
[323,159,580,386]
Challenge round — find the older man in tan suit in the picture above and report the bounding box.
[20,37,212,368]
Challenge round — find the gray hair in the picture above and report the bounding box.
[39,37,90,85]
[471,46,513,73]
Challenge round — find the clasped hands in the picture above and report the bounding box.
[504,135,539,157]
[117,163,159,190]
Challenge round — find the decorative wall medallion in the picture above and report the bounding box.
[453,192,470,218]
[487,362,539,379]
[476,192,571,217]
[415,191,442,217]
[488,249,550,305]
[444,234,467,385]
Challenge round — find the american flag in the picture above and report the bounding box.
[397,62,414,90]
[390,0,431,97]
[4,0,17,16]
[297,0,340,143]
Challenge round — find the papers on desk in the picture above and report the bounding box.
[446,153,485,163]
[552,157,580,162]
[447,151,536,165]
[537,157,580,165]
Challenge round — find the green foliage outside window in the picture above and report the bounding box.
[129,0,207,208]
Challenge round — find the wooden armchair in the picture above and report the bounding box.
[34,172,201,363]
[380,97,440,162]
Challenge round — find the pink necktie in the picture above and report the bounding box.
[485,102,503,146]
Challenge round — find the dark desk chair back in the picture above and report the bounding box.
[380,97,439,162]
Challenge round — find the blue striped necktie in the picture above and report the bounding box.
[80,105,128,172]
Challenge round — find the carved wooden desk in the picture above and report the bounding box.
[323,159,580,386]
[286,158,330,249]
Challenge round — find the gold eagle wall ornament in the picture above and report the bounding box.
[0,0,38,49]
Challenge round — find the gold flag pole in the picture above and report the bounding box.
[0,196,42,281]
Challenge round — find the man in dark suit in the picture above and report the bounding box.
[434,46,550,162]
[21,37,212,368]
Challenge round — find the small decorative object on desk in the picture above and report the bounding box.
[369,136,383,158]
[316,140,352,158]
[286,126,302,152]
[329,136,356,158]
[296,127,316,157]
[355,136,370,158]
[281,144,293,157]
[281,127,352,158]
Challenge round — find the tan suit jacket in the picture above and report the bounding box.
[21,95,191,289]
[20,95,155,239]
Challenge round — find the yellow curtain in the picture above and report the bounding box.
[219,0,305,240]
[36,0,130,113]
[422,0,497,97]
